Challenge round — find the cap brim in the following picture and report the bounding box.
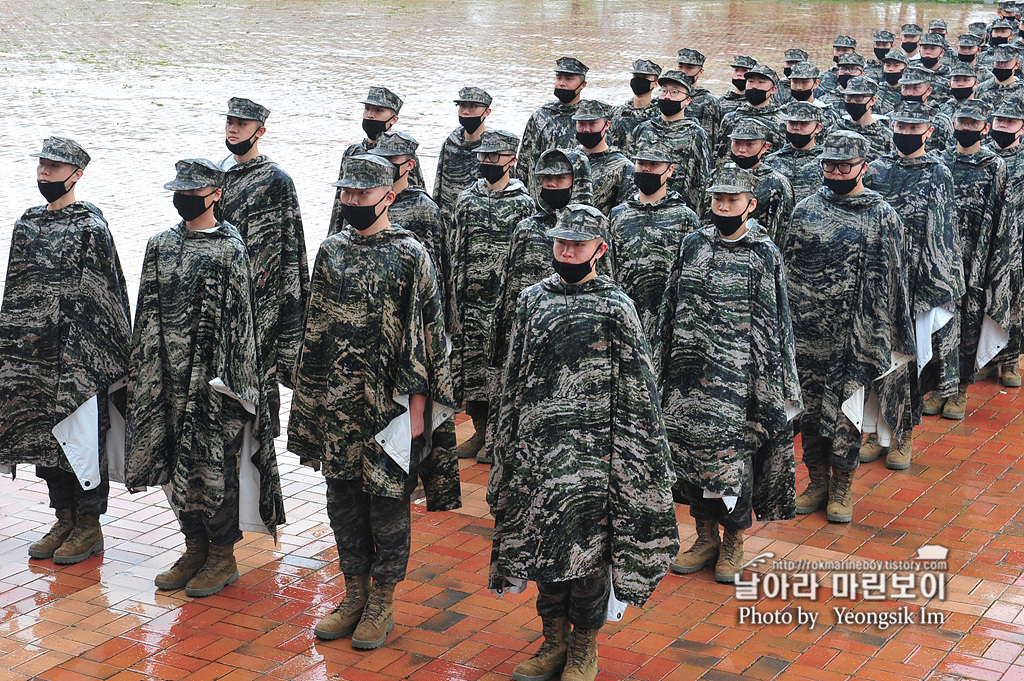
[954,113,989,121]
[632,153,672,163]
[535,168,573,177]
[368,148,405,157]
[29,152,77,165]
[545,227,603,240]
[360,98,396,110]
[476,145,516,154]
[817,153,863,161]
[222,111,264,121]
[164,180,211,191]
[706,184,752,194]
[331,179,392,189]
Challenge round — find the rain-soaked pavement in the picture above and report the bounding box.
[4,1,1024,680]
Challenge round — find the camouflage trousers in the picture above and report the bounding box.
[922,305,961,399]
[799,417,861,472]
[685,467,754,532]
[178,428,243,546]
[958,288,986,387]
[536,566,611,630]
[37,464,108,516]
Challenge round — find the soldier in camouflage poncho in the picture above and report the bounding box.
[609,144,700,341]
[516,57,590,190]
[572,100,634,215]
[819,53,868,114]
[764,102,825,204]
[865,31,895,83]
[449,130,534,461]
[876,50,910,115]
[835,76,895,162]
[784,132,915,525]
[718,66,787,165]
[217,98,310,436]
[0,137,131,566]
[895,67,956,153]
[719,55,758,118]
[125,160,284,600]
[433,86,493,227]
[489,205,677,681]
[607,59,662,151]
[976,45,1024,110]
[655,166,800,584]
[820,35,858,92]
[782,61,841,135]
[676,49,724,144]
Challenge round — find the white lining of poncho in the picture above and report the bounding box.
[915,307,954,373]
[52,377,128,490]
[842,352,914,447]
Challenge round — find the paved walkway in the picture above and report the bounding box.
[1,378,1024,681]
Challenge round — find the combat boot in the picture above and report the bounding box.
[974,364,998,381]
[941,386,969,420]
[351,581,396,649]
[795,463,829,514]
[28,508,75,559]
[826,467,855,523]
[154,537,209,589]
[885,430,913,471]
[512,616,570,681]
[715,528,745,584]
[1001,363,1022,387]
[457,414,487,459]
[858,433,886,463]
[560,626,600,681]
[185,543,238,597]
[53,514,103,564]
[314,574,370,640]
[669,518,720,574]
[922,393,946,415]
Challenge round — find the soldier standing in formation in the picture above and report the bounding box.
[572,100,634,216]
[764,102,825,204]
[607,59,662,150]
[434,87,493,226]
[517,57,589,190]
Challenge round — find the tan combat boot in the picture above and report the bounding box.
[715,527,746,584]
[154,537,210,589]
[512,616,570,681]
[185,543,238,597]
[974,364,998,381]
[1001,363,1022,387]
[826,467,855,523]
[669,518,720,574]
[53,514,103,565]
[560,626,600,681]
[351,581,396,649]
[28,508,75,559]
[314,574,371,640]
[795,463,830,514]
[858,433,886,463]
[922,393,946,415]
[885,430,913,471]
[457,414,487,459]
[941,386,969,420]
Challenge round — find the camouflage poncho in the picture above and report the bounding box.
[515,100,580,189]
[433,127,484,225]
[328,137,425,233]
[287,225,460,510]
[836,116,895,162]
[764,144,824,204]
[654,225,801,521]
[977,78,1024,111]
[625,116,712,212]
[875,85,904,116]
[219,155,310,433]
[718,90,746,118]
[125,222,285,537]
[450,178,535,405]
[687,87,724,145]
[989,141,1024,362]
[577,146,633,215]
[717,104,788,165]
[488,274,678,605]
[609,190,700,340]
[0,202,132,467]
[700,164,795,245]
[608,97,660,151]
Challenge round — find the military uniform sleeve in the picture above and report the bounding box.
[516,113,541,186]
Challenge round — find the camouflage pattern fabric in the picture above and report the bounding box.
[876,85,905,115]
[287,225,461,511]
[433,127,484,226]
[450,178,535,405]
[488,274,679,606]
[700,165,795,244]
[577,146,634,215]
[976,77,1024,110]
[0,202,131,467]
[515,100,581,189]
[327,478,414,583]
[608,191,700,340]
[653,224,801,521]
[764,144,824,204]
[906,103,956,153]
[537,568,610,630]
[718,91,746,118]
[625,117,712,212]
[31,136,91,168]
[687,87,724,144]
[989,141,1024,363]
[328,138,425,233]
[125,222,285,538]
[819,67,841,93]
[608,97,660,150]
[219,155,309,433]
[717,105,787,166]
[836,116,895,161]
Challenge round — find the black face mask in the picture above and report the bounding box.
[921,56,941,69]
[950,86,975,102]
[874,47,891,60]
[893,132,926,155]
[901,93,924,103]
[459,115,484,134]
[901,41,919,53]
[744,87,769,105]
[551,250,599,284]
[479,161,511,184]
[731,77,747,92]
[575,129,604,149]
[792,88,813,101]
[844,101,869,120]
[954,128,984,147]
[362,117,392,141]
[823,175,860,195]
[883,70,903,85]
[785,130,814,148]
[991,36,1010,47]
[837,73,854,88]
[554,85,581,104]
[991,126,1022,148]
[540,186,572,211]
[390,160,411,183]
[630,77,654,96]
[783,66,793,78]
[657,98,684,116]
[729,148,763,169]
[958,51,977,63]
[37,173,76,204]
[633,170,667,196]
[832,55,842,63]
[173,191,216,222]
[341,192,389,231]
[994,67,1015,82]
[225,129,259,156]
[710,204,749,236]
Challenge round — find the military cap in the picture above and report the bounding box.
[843,75,879,96]
[30,136,91,169]
[784,48,810,62]
[883,48,910,64]
[572,99,613,121]
[361,86,403,113]
[535,149,573,176]
[948,62,980,78]
[454,86,492,106]
[837,53,867,68]
[632,143,675,164]
[992,18,1015,30]
[954,99,993,121]
[901,23,923,36]
[833,35,857,48]
[555,56,589,75]
[898,66,932,84]
[476,129,520,154]
[674,48,707,67]
[920,33,948,48]
[633,58,664,75]
[332,154,395,189]
[998,1,1017,10]
[163,158,223,191]
[547,203,606,241]
[818,130,871,160]
[889,101,933,124]
[994,99,1024,119]
[730,55,758,69]
[369,130,419,157]
[223,97,269,123]
[993,45,1019,62]
[873,30,896,43]
[744,64,779,85]
[657,70,693,91]
[970,22,989,37]
[782,101,822,122]
[958,33,983,47]
[706,164,756,195]
[789,61,820,79]
[728,118,771,140]
[929,19,949,31]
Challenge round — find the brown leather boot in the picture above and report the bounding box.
[669,518,720,574]
[885,430,913,471]
[314,574,371,640]
[827,467,855,523]
[715,528,745,584]
[154,537,210,590]
[1001,363,1022,387]
[942,386,968,420]
[28,508,75,559]
[560,626,600,681]
[53,514,103,565]
[185,543,238,597]
[351,581,396,649]
[457,414,487,459]
[858,433,886,463]
[795,463,829,514]
[512,616,570,681]
[922,393,946,415]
